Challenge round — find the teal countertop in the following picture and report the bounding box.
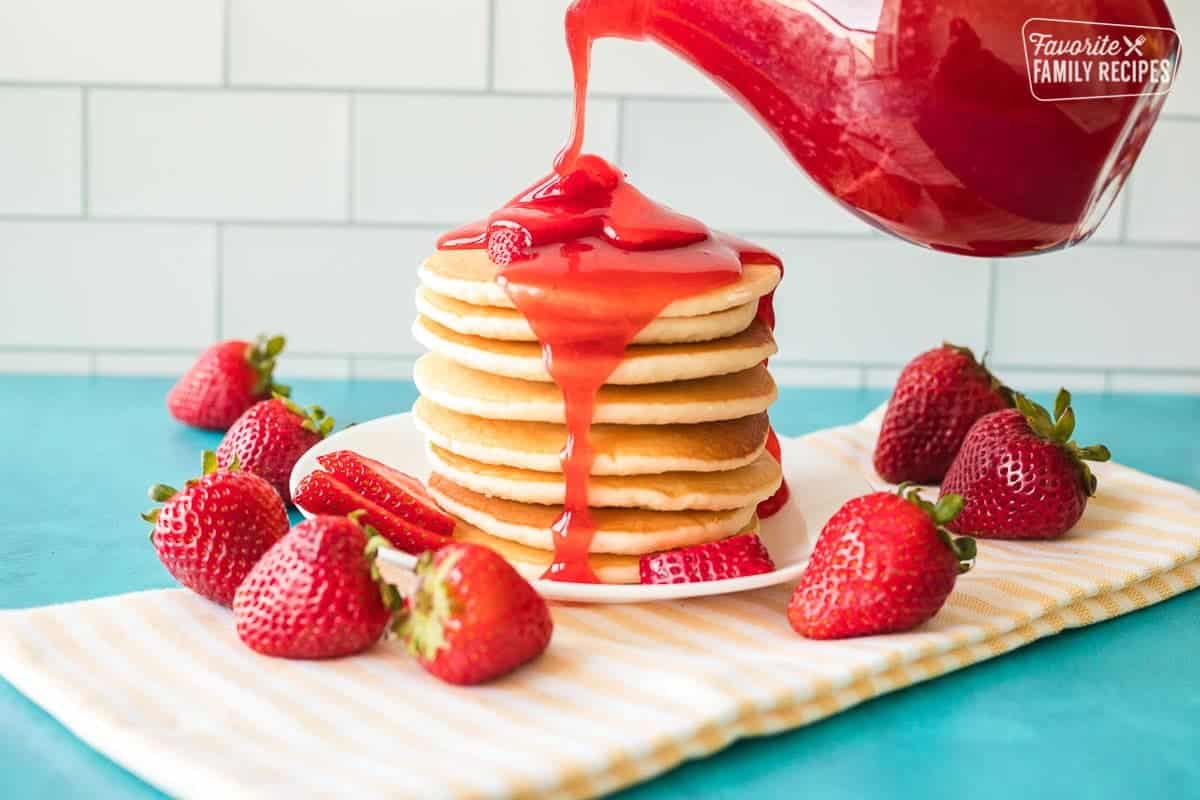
[1,376,1198,799]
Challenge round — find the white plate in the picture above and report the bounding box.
[290,413,861,604]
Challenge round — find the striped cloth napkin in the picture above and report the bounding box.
[3,409,1199,800]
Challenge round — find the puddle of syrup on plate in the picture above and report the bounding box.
[436,6,787,583]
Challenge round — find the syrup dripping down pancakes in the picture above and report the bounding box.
[412,179,787,583]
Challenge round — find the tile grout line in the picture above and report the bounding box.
[222,0,233,86]
[485,0,498,91]
[983,259,999,357]
[1,210,1198,248]
[1,345,1196,376]
[4,355,1200,385]
[80,88,90,216]
[0,76,1195,119]
[215,224,225,339]
[1119,176,1134,243]
[11,210,1197,249]
[346,94,356,221]
[615,96,627,163]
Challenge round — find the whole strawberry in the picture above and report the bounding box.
[401,543,552,685]
[788,486,976,639]
[217,396,333,503]
[143,451,289,606]
[167,334,289,431]
[234,514,403,659]
[941,389,1111,540]
[874,343,1012,484]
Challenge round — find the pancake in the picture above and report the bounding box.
[413,316,777,384]
[416,286,759,344]
[413,397,768,475]
[427,444,782,510]
[419,248,781,319]
[428,474,757,554]
[445,517,762,584]
[412,353,777,425]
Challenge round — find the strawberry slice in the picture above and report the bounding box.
[294,470,450,555]
[317,450,455,537]
[757,427,790,520]
[756,478,791,520]
[639,533,776,584]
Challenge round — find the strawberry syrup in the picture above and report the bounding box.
[435,5,787,582]
[440,160,773,582]
[557,3,791,537]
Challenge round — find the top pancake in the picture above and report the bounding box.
[420,247,781,318]
[416,286,760,345]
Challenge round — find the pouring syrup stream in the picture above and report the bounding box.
[437,4,784,582]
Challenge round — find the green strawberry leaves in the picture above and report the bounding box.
[1014,388,1112,496]
[142,451,240,530]
[246,333,290,398]
[399,548,463,661]
[277,393,337,438]
[897,483,976,574]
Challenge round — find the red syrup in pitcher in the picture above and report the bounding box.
[558,0,1179,256]
[439,157,782,583]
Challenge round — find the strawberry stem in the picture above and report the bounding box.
[1013,388,1112,496]
[898,484,976,574]
[362,530,408,626]
[278,393,337,439]
[148,484,178,502]
[398,549,461,659]
[246,333,288,397]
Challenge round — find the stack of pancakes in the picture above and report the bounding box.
[410,247,784,583]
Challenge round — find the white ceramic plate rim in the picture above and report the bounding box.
[290,412,825,604]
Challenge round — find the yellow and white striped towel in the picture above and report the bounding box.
[3,410,1199,800]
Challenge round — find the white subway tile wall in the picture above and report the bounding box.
[622,101,873,235]
[1126,120,1200,244]
[0,88,81,215]
[493,0,721,97]
[0,222,217,348]
[0,0,223,85]
[221,225,430,356]
[1164,2,1200,115]
[230,0,490,90]
[760,238,991,364]
[89,90,349,220]
[0,1,1195,391]
[353,95,619,223]
[992,246,1200,370]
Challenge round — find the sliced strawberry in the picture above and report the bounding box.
[757,426,790,520]
[756,478,791,520]
[486,224,533,266]
[316,450,455,537]
[294,470,450,555]
[639,533,776,584]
